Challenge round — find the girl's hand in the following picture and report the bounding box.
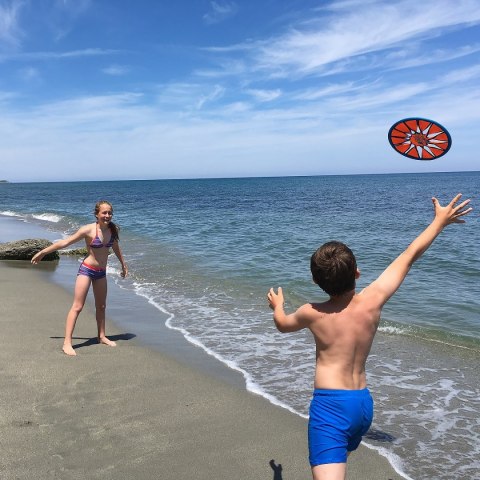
[31,251,45,264]
[121,266,128,278]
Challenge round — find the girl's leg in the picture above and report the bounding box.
[92,277,116,347]
[64,274,91,356]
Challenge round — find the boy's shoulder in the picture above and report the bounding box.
[306,292,377,314]
[297,301,329,319]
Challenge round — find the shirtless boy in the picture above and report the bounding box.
[267,194,472,480]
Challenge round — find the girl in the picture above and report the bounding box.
[32,200,128,356]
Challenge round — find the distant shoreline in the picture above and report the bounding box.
[3,169,480,184]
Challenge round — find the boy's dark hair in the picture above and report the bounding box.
[310,241,357,296]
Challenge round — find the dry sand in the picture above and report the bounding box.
[0,260,404,479]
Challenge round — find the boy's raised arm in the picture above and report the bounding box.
[268,287,311,333]
[366,194,472,306]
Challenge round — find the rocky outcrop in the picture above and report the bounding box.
[0,239,59,261]
[60,247,88,257]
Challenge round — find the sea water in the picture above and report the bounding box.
[1,172,479,480]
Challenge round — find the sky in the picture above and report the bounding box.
[1,0,480,182]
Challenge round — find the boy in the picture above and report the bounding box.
[267,194,472,480]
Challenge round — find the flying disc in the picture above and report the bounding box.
[388,117,452,160]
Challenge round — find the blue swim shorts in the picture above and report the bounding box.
[308,388,373,466]
[77,262,106,281]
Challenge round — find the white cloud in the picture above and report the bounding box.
[209,0,480,79]
[441,64,480,84]
[18,65,40,82]
[196,84,225,109]
[1,0,480,181]
[0,0,25,48]
[102,64,130,76]
[0,90,17,103]
[155,82,227,112]
[293,82,358,101]
[1,78,480,182]
[203,1,238,25]
[382,44,480,71]
[0,48,120,63]
[246,89,282,102]
[330,82,430,111]
[194,59,246,78]
[54,0,92,16]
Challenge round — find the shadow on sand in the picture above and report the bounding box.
[50,332,137,350]
[270,459,283,480]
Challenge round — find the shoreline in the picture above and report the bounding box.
[0,215,406,479]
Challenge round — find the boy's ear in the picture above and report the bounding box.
[355,268,361,279]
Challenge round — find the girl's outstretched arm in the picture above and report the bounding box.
[31,225,90,264]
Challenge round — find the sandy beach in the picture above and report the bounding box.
[0,257,404,479]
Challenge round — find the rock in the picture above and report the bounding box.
[0,239,59,261]
[60,247,88,257]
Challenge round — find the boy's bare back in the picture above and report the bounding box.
[297,289,382,390]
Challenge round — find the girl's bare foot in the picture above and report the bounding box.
[99,336,116,347]
[62,344,77,356]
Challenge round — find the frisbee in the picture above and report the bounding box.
[388,117,452,160]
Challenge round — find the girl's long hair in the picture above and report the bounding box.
[94,200,120,240]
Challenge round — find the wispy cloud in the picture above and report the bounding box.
[102,64,130,76]
[330,82,430,111]
[0,90,18,103]
[1,0,480,181]
[54,0,92,16]
[18,65,40,82]
[50,0,92,41]
[382,44,480,71]
[155,83,226,112]
[194,58,246,78]
[258,0,480,75]
[2,73,480,182]
[0,48,120,63]
[203,0,480,80]
[439,64,480,85]
[0,0,25,48]
[246,89,282,102]
[196,84,225,109]
[293,82,359,101]
[203,1,238,25]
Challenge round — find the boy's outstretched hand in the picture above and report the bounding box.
[432,194,472,226]
[268,287,284,310]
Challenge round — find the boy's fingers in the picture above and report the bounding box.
[454,199,471,211]
[455,207,473,217]
[450,193,463,206]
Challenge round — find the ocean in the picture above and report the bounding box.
[1,172,479,480]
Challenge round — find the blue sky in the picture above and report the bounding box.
[1,0,479,182]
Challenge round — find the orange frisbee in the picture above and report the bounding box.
[388,118,452,160]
